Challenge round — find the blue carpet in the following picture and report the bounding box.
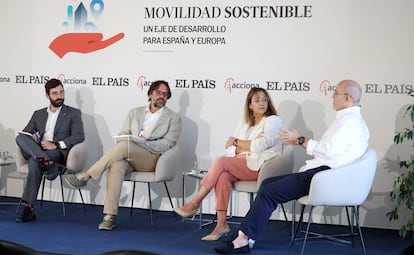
[0,196,412,255]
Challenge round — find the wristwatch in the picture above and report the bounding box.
[54,142,61,149]
[297,136,306,145]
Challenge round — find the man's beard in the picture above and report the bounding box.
[51,98,64,107]
[152,98,166,109]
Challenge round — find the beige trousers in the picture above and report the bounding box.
[87,141,160,215]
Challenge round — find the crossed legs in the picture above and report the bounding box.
[176,156,258,240]
[216,166,331,253]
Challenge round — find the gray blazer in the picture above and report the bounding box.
[22,104,85,159]
[118,106,182,153]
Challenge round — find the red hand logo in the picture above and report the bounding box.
[49,32,125,58]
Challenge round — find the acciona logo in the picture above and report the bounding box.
[224,77,260,93]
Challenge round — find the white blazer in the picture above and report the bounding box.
[226,115,283,171]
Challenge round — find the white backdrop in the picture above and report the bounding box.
[0,0,413,230]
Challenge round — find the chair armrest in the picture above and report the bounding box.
[15,146,29,174]
[307,148,377,206]
[257,145,294,188]
[66,141,88,174]
[154,145,180,182]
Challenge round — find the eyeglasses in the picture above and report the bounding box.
[154,89,169,97]
[50,90,65,97]
[252,98,268,104]
[333,91,349,96]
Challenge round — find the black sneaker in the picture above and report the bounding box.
[16,206,36,222]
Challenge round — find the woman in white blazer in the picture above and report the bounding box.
[174,87,283,241]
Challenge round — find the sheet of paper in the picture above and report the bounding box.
[112,135,144,144]
[18,131,33,136]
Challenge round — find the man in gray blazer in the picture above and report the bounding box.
[66,80,182,230]
[16,78,85,222]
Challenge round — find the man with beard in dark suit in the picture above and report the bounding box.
[15,78,84,222]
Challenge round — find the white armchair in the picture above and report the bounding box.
[293,148,377,255]
[232,145,294,228]
[15,141,88,216]
[233,144,295,203]
[124,145,180,225]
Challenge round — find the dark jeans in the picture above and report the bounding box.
[239,165,331,240]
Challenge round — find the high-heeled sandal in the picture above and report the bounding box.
[201,226,231,241]
[173,207,198,218]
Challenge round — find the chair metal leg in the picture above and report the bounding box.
[163,182,177,220]
[292,204,306,245]
[290,201,296,244]
[36,175,67,216]
[40,176,46,208]
[58,175,66,216]
[353,205,367,255]
[130,181,136,215]
[129,181,176,226]
[280,203,291,235]
[294,205,366,255]
[16,198,23,213]
[147,183,154,226]
[344,206,355,247]
[351,206,360,236]
[78,188,86,211]
[300,206,314,255]
[249,193,254,206]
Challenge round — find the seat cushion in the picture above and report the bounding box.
[124,172,156,182]
[233,180,257,193]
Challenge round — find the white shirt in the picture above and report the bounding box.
[303,106,369,171]
[139,106,164,138]
[43,106,62,142]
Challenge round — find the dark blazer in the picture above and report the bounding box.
[22,104,85,159]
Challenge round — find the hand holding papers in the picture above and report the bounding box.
[18,131,41,144]
[112,135,146,161]
[112,135,145,144]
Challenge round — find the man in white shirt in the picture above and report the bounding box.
[215,80,369,254]
[66,80,182,230]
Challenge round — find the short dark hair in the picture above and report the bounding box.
[45,79,63,94]
[147,80,171,99]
